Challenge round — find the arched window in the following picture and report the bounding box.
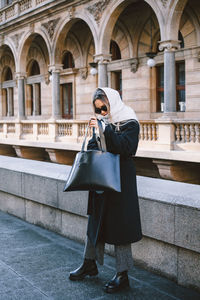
[110,40,122,97]
[62,51,75,69]
[2,67,14,117]
[179,31,184,48]
[26,60,41,116]
[5,67,13,81]
[110,40,121,61]
[30,60,40,76]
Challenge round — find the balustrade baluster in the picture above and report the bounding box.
[175,124,181,142]
[190,124,195,143]
[144,124,148,140]
[140,124,144,140]
[195,124,200,143]
[180,124,185,142]
[185,124,190,142]
[149,124,153,140]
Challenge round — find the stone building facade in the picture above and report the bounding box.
[0,0,199,182]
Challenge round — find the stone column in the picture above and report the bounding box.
[32,83,40,115]
[49,65,63,119]
[94,54,111,87]
[159,41,180,114]
[7,87,13,116]
[16,74,26,118]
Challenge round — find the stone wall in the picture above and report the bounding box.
[0,155,199,292]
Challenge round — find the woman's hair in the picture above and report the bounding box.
[92,88,107,106]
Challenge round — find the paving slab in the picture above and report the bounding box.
[0,211,200,300]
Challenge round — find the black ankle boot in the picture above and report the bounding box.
[104,271,129,293]
[69,259,98,281]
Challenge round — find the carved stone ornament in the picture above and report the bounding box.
[87,0,110,24]
[11,32,24,49]
[42,18,60,40]
[29,23,35,34]
[161,0,168,7]
[130,58,139,73]
[68,7,75,19]
[80,67,88,80]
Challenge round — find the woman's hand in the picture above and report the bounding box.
[89,117,98,129]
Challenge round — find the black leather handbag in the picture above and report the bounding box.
[63,120,121,192]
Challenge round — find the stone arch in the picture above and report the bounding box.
[1,37,17,69]
[27,59,40,76]
[64,32,83,68]
[0,46,15,82]
[87,39,95,67]
[98,0,163,55]
[2,66,13,81]
[138,14,160,56]
[164,0,188,41]
[52,14,98,66]
[26,43,47,75]
[111,20,132,59]
[18,32,50,74]
[179,10,197,48]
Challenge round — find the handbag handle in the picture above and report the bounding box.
[81,119,107,152]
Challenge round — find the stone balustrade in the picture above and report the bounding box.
[140,121,158,141]
[0,119,200,152]
[174,121,200,146]
[0,0,49,23]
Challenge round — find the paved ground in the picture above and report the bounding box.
[0,211,200,300]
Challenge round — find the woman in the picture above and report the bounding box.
[69,87,142,293]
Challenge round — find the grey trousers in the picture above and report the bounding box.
[83,237,134,273]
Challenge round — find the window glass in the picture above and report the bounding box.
[110,40,121,61]
[62,52,75,69]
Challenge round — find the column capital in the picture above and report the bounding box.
[158,40,181,52]
[48,64,63,72]
[94,54,112,63]
[15,72,27,80]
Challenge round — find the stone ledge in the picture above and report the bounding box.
[0,155,199,291]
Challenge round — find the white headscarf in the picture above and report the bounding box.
[98,87,138,124]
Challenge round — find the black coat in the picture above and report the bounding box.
[87,120,142,246]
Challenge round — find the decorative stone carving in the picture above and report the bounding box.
[29,23,35,34]
[11,32,24,49]
[68,6,75,19]
[159,40,180,51]
[80,67,88,80]
[42,18,60,40]
[161,0,168,7]
[87,0,110,24]
[130,58,139,73]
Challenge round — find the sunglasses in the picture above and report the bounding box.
[94,105,108,114]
